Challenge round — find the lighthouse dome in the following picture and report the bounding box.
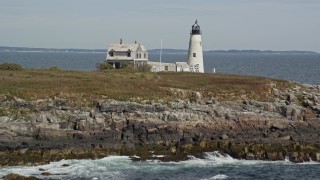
[191,20,201,35]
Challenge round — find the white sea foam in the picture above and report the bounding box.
[131,155,140,158]
[0,156,131,179]
[0,153,319,179]
[202,151,235,162]
[284,155,290,162]
[207,174,229,180]
[298,160,320,165]
[151,155,166,158]
[182,151,298,167]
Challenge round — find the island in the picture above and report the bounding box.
[0,64,320,167]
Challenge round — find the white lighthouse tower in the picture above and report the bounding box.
[187,20,204,73]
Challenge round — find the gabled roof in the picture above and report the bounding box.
[108,43,147,52]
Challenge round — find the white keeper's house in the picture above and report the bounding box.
[106,39,148,69]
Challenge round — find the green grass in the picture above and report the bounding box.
[0,63,23,71]
[0,69,291,102]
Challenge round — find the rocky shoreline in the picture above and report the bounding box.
[1,82,320,167]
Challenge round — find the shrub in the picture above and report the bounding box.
[96,62,114,71]
[0,63,23,71]
[136,63,152,72]
[49,66,61,71]
[121,62,134,70]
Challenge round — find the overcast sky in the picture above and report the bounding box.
[1,0,320,51]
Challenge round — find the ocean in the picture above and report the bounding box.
[1,51,320,179]
[0,51,319,85]
[0,152,319,180]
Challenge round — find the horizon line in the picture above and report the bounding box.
[0,45,318,53]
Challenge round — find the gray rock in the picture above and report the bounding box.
[0,129,17,137]
[245,153,255,160]
[100,103,124,113]
[9,122,33,136]
[285,100,290,105]
[14,98,27,107]
[0,116,10,123]
[95,113,106,124]
[280,105,289,118]
[167,113,179,122]
[46,115,58,123]
[61,106,71,111]
[280,135,291,140]
[190,92,202,103]
[69,115,80,123]
[304,100,314,107]
[312,106,320,114]
[20,148,29,154]
[206,98,219,105]
[206,100,213,104]
[36,114,47,123]
[154,103,166,112]
[59,122,71,129]
[168,101,185,109]
[273,88,280,96]
[225,113,231,120]
[291,109,297,121]
[250,101,276,112]
[316,153,320,162]
[287,94,296,103]
[220,134,229,140]
[147,128,158,134]
[270,124,285,131]
[34,122,60,130]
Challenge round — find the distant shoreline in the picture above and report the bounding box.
[0,46,318,54]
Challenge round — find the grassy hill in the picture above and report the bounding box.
[0,67,291,103]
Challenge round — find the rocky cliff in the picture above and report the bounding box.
[0,82,320,166]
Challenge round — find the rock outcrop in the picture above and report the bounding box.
[0,82,320,166]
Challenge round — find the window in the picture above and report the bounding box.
[144,53,146,58]
[127,50,131,57]
[193,53,196,57]
[165,66,168,71]
[109,50,114,57]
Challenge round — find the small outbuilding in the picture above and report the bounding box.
[176,62,190,72]
[148,61,176,72]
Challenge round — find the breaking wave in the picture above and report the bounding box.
[0,152,319,180]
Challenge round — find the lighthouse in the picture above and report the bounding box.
[187,20,204,73]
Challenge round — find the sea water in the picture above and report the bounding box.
[0,152,319,180]
[0,51,319,85]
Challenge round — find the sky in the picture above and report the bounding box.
[1,0,320,51]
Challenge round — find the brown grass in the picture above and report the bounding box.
[0,69,291,102]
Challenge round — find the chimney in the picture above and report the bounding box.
[120,38,123,44]
[135,40,137,44]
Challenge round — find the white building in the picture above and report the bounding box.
[147,20,205,73]
[176,62,190,72]
[187,20,204,73]
[106,39,148,69]
[148,61,177,72]
[106,20,204,72]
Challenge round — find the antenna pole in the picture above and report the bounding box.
[160,39,162,72]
